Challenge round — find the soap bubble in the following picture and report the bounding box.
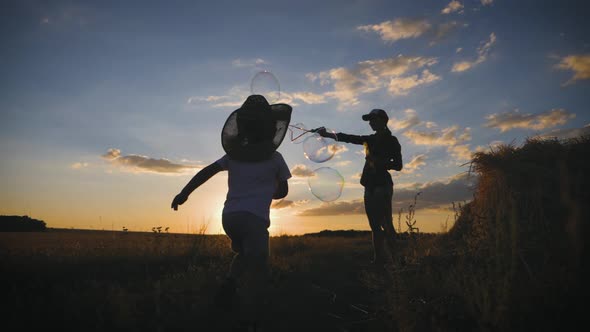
[250,71,280,103]
[302,129,338,163]
[307,167,345,202]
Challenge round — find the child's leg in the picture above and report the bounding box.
[223,212,270,324]
[236,213,270,324]
[223,213,244,280]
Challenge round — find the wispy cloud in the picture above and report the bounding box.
[297,199,365,216]
[469,141,502,157]
[187,96,244,108]
[388,69,441,95]
[452,32,496,72]
[189,89,325,109]
[187,95,241,107]
[291,164,315,177]
[448,144,474,161]
[297,172,476,216]
[357,18,431,43]
[536,124,590,140]
[292,92,327,104]
[271,199,294,209]
[389,109,421,131]
[330,144,349,156]
[404,125,473,162]
[481,0,494,6]
[187,86,248,108]
[281,91,327,105]
[484,108,575,132]
[307,55,439,107]
[358,18,462,45]
[271,199,309,210]
[441,1,464,15]
[402,154,427,174]
[231,58,268,68]
[335,160,352,167]
[392,172,476,211]
[555,54,590,85]
[187,95,227,104]
[404,125,471,146]
[101,148,200,174]
[71,162,89,169]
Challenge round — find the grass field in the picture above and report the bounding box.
[2,228,396,331]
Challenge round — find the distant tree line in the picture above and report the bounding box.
[304,229,371,238]
[0,215,47,232]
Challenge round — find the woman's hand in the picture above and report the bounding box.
[315,127,335,139]
[313,126,325,136]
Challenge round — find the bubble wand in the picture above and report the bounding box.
[288,124,323,142]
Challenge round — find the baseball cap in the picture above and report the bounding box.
[362,109,388,122]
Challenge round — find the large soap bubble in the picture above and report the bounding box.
[308,167,345,202]
[250,71,280,103]
[302,129,338,163]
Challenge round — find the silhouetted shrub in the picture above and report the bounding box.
[0,215,47,232]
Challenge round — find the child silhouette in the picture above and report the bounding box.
[171,95,292,331]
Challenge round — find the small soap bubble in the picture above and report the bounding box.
[250,71,280,103]
[307,167,345,202]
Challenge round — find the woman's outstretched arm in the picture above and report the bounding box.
[316,127,366,145]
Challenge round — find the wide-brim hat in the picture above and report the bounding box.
[221,95,292,162]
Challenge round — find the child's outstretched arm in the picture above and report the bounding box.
[171,162,222,210]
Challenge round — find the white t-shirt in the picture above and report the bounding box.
[215,151,292,222]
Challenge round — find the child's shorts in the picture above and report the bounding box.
[222,211,269,256]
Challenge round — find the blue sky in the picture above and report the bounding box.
[1,0,589,234]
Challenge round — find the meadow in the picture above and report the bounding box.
[1,136,587,331]
[1,228,391,331]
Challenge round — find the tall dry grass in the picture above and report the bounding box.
[369,136,589,332]
[0,225,374,331]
